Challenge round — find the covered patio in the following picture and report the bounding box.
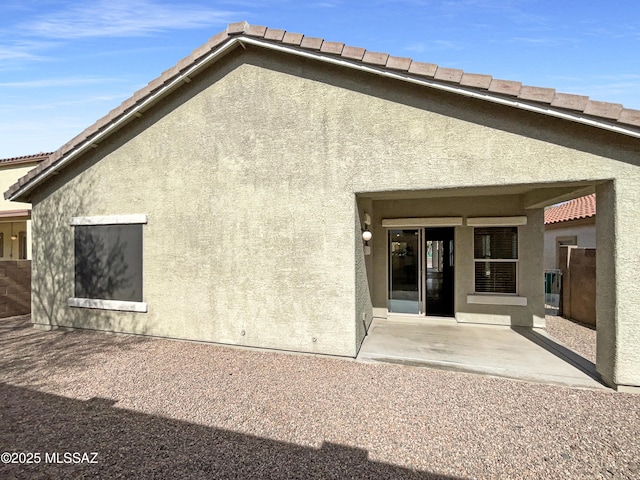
[357,317,605,389]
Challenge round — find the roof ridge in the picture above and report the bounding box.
[5,22,640,201]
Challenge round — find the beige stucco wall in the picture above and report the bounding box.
[29,47,640,382]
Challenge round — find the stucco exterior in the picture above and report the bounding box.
[14,40,640,388]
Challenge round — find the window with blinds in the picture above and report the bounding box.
[473,227,518,294]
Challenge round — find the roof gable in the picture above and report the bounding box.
[6,21,640,202]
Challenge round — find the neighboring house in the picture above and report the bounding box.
[544,194,597,326]
[0,152,49,317]
[5,22,640,391]
[544,194,596,270]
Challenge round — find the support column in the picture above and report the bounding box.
[596,181,640,390]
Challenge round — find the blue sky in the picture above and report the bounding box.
[1,0,639,158]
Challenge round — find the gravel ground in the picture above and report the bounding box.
[1,315,639,479]
[545,315,597,363]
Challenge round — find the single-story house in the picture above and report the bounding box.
[5,22,640,391]
[0,153,48,317]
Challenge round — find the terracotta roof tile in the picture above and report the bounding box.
[551,93,590,111]
[488,79,522,96]
[362,51,389,66]
[245,24,267,37]
[434,67,463,83]
[227,21,248,35]
[518,86,556,103]
[300,36,323,50]
[460,73,492,89]
[408,61,437,77]
[385,56,412,71]
[619,109,640,127]
[544,194,596,224]
[5,21,640,201]
[264,28,286,42]
[282,32,304,46]
[341,45,366,61]
[584,100,623,119]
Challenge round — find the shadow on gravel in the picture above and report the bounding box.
[0,315,150,388]
[511,327,605,387]
[0,383,461,480]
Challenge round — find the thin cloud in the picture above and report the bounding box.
[511,37,563,46]
[0,39,58,62]
[23,0,242,39]
[405,40,464,53]
[0,77,120,88]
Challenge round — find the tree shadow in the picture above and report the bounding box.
[0,315,150,389]
[0,383,460,479]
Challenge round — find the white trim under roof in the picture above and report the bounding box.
[8,35,640,203]
[466,216,527,227]
[382,217,463,228]
[70,214,148,226]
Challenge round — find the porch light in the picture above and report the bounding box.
[362,212,372,255]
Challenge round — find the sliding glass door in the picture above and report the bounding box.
[388,227,455,317]
[388,229,421,314]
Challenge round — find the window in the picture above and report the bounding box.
[474,227,518,294]
[69,214,147,312]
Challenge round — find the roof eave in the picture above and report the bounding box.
[8,33,640,202]
[7,37,244,203]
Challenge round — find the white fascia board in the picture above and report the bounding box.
[70,214,147,226]
[382,217,463,228]
[10,35,640,202]
[467,216,527,227]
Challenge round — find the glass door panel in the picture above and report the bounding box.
[425,228,455,317]
[388,229,421,314]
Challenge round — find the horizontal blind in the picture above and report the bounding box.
[475,262,517,294]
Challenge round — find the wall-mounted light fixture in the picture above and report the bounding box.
[362,213,372,255]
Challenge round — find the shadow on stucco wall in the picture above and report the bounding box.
[29,172,146,335]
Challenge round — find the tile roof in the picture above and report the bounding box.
[0,152,51,167]
[544,194,596,225]
[5,21,640,201]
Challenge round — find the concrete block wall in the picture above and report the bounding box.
[0,260,31,318]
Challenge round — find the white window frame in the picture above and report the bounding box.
[69,214,148,313]
[467,217,527,307]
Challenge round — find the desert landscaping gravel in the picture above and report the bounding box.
[1,314,639,479]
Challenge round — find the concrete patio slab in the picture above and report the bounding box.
[357,318,606,389]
